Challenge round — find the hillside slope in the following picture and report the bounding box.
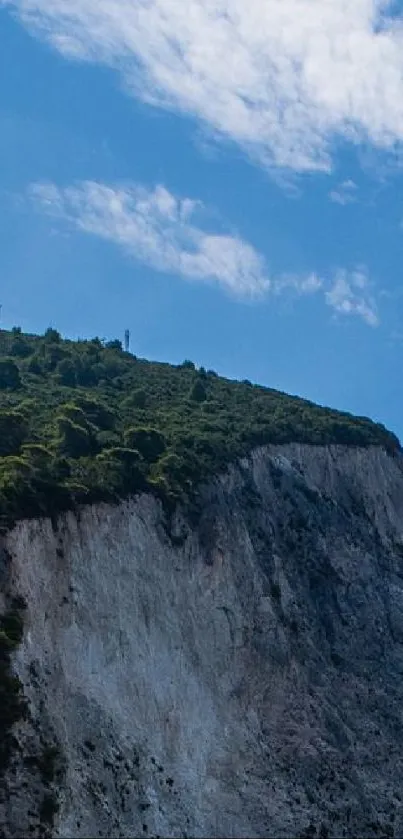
[0,327,399,527]
[2,443,403,837]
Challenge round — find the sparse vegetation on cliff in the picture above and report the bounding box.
[0,595,28,775]
[0,326,399,526]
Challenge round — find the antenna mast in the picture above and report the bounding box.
[124,329,130,353]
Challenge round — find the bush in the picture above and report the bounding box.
[55,417,93,458]
[123,389,147,410]
[0,359,21,390]
[43,327,61,343]
[105,339,123,351]
[75,396,116,430]
[21,444,52,469]
[0,411,27,456]
[189,379,207,403]
[96,430,121,449]
[26,354,43,375]
[39,792,59,825]
[0,603,28,775]
[56,358,77,387]
[152,452,188,483]
[9,336,32,358]
[124,427,166,463]
[1,610,24,645]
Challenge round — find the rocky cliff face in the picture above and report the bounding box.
[2,443,403,838]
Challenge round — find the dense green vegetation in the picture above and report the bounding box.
[0,326,399,527]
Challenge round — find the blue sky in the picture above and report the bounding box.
[1,1,403,439]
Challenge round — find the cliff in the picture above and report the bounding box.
[2,442,403,838]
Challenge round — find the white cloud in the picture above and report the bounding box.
[329,179,358,205]
[325,268,379,326]
[30,181,380,323]
[30,181,270,296]
[4,0,403,172]
[273,272,323,295]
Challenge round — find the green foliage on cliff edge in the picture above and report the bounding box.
[0,327,399,526]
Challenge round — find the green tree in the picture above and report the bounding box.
[75,396,116,430]
[40,344,66,372]
[56,417,93,458]
[21,444,52,471]
[0,411,27,456]
[0,359,21,390]
[123,389,147,410]
[105,339,123,351]
[55,358,77,387]
[9,336,32,359]
[43,327,61,343]
[26,354,42,375]
[189,379,207,402]
[75,357,98,387]
[124,427,166,463]
[57,404,90,428]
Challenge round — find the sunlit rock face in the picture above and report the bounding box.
[2,443,403,839]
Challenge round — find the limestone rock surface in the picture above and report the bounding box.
[2,444,403,838]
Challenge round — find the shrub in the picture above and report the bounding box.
[9,336,32,358]
[105,339,123,351]
[0,603,28,775]
[21,444,52,469]
[26,354,43,375]
[55,417,93,458]
[189,379,207,403]
[0,411,27,456]
[96,430,121,449]
[123,389,147,410]
[0,359,21,390]
[43,327,61,343]
[57,404,92,429]
[124,427,166,463]
[56,358,77,387]
[75,396,116,430]
[40,792,59,825]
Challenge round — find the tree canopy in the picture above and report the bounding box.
[0,327,399,529]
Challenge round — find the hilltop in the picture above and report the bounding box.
[0,327,399,526]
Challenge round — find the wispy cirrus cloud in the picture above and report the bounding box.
[30,180,380,325]
[329,179,358,205]
[3,0,403,173]
[29,181,270,296]
[325,268,379,326]
[272,272,323,295]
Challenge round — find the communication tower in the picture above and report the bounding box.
[124,329,130,353]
